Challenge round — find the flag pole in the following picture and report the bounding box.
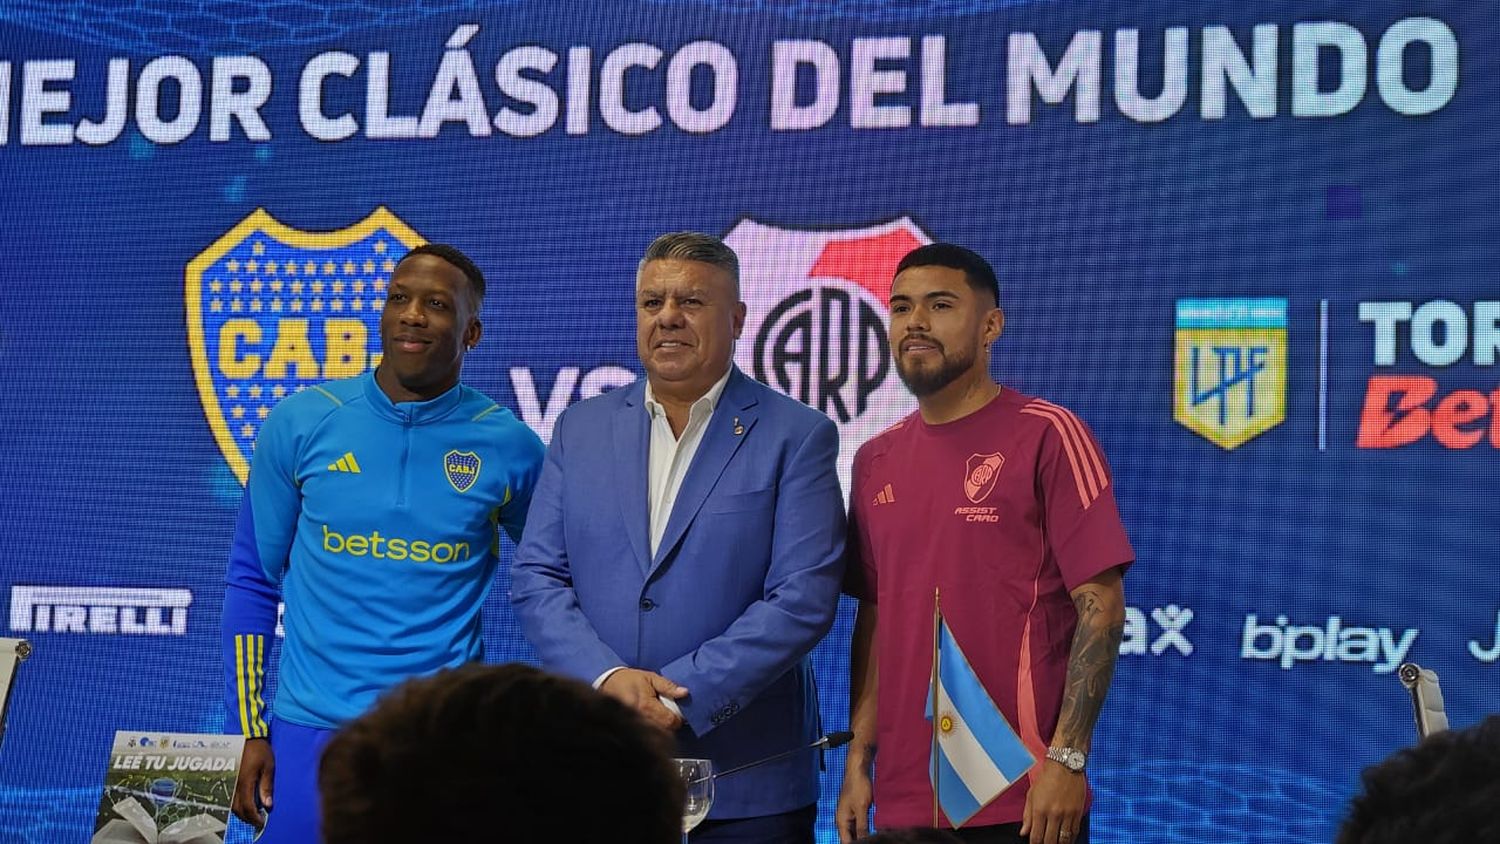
[931,586,941,829]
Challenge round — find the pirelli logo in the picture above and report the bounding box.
[9,586,192,635]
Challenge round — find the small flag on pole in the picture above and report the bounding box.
[926,613,1035,827]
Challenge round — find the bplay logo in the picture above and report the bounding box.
[726,218,929,494]
[1241,613,1417,673]
[9,586,192,635]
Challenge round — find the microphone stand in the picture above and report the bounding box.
[692,731,854,784]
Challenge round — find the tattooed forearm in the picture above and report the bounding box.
[1055,583,1126,748]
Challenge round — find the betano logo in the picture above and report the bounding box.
[9,586,192,635]
[321,524,472,564]
[187,208,426,484]
[725,218,929,495]
[1173,298,1287,449]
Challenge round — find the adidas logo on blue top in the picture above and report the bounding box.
[327,452,361,473]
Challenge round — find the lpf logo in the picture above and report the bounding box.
[1173,298,1288,449]
[725,218,931,494]
[186,208,424,483]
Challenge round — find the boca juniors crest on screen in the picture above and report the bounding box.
[186,209,424,482]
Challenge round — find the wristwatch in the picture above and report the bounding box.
[1046,746,1087,773]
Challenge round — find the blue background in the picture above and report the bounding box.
[1,2,1496,841]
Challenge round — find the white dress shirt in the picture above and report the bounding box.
[645,368,732,556]
[594,368,734,711]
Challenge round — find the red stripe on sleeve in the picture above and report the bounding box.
[1032,400,1108,496]
[1020,404,1096,508]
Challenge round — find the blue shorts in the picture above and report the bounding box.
[250,720,335,844]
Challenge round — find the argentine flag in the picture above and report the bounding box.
[926,616,1036,827]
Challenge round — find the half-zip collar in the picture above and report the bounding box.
[360,370,466,425]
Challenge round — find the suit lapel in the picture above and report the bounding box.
[614,383,652,575]
[649,368,761,577]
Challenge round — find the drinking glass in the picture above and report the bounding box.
[674,757,714,843]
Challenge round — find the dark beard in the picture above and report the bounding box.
[896,346,975,397]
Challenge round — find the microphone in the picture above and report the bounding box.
[822,731,855,750]
[706,732,854,782]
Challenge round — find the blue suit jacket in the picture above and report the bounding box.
[511,366,846,818]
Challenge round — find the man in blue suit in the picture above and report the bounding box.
[512,231,846,843]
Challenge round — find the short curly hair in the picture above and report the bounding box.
[894,243,999,308]
[397,243,486,306]
[320,663,685,844]
[1337,714,1500,844]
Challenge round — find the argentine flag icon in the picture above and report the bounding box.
[926,616,1036,827]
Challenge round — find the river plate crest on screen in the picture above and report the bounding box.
[186,208,426,484]
[725,217,929,496]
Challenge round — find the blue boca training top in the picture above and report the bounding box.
[221,371,544,734]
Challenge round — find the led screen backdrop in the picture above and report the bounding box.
[1,1,1496,841]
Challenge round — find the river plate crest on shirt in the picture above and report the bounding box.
[964,452,1005,503]
[186,208,426,484]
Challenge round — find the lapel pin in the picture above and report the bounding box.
[733,417,744,436]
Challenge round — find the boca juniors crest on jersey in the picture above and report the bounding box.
[443,450,481,493]
[186,208,426,484]
[725,218,931,496]
[1173,298,1288,450]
